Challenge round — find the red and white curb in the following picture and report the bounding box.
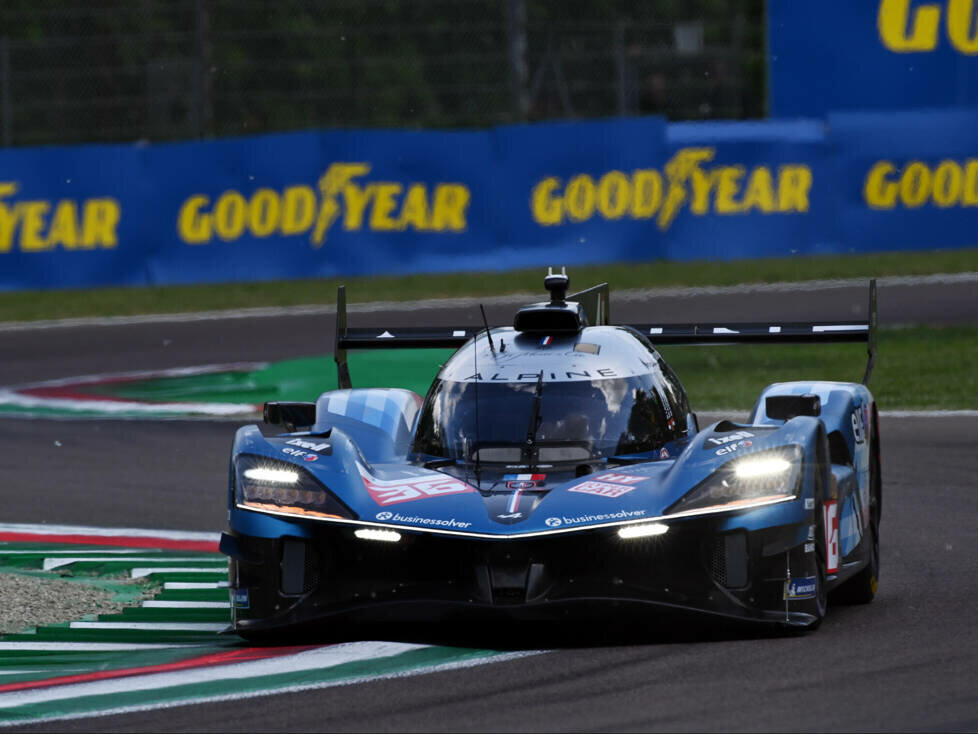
[0,364,263,419]
[0,523,537,726]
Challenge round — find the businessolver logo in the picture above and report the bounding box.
[177,163,471,248]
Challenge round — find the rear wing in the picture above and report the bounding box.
[334,279,878,388]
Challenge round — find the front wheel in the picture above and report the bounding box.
[831,419,881,605]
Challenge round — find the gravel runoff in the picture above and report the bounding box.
[0,572,154,634]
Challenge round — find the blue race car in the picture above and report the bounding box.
[220,270,881,637]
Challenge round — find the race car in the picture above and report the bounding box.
[220,269,881,637]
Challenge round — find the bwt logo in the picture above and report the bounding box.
[878,0,978,54]
[177,163,471,247]
[530,148,812,232]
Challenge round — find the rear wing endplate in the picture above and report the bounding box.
[334,279,877,388]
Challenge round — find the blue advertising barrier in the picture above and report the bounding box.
[830,108,978,252]
[769,0,978,117]
[0,111,975,292]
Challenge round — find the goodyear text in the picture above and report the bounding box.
[530,148,812,231]
[878,0,978,53]
[863,158,978,209]
[0,182,120,253]
[177,162,471,247]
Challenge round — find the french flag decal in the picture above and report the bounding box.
[504,474,546,482]
[540,336,553,347]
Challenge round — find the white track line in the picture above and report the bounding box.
[1,272,976,332]
[0,523,220,543]
[0,642,426,707]
[0,642,201,652]
[68,622,227,632]
[141,601,229,609]
[130,568,226,578]
[43,557,225,571]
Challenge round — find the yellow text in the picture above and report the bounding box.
[177,163,471,247]
[530,148,812,231]
[878,0,978,53]
[863,158,978,208]
[0,182,120,254]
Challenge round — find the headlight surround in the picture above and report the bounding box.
[234,454,354,520]
[665,444,804,518]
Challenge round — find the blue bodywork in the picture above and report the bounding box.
[222,277,881,635]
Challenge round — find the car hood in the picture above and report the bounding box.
[233,418,817,539]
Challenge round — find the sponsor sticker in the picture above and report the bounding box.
[359,465,476,506]
[784,576,817,600]
[595,473,644,485]
[715,439,752,457]
[372,512,472,529]
[804,542,815,554]
[287,438,330,452]
[852,408,866,444]
[506,480,536,490]
[568,480,637,499]
[705,430,755,448]
[804,498,815,511]
[824,500,840,574]
[233,588,250,609]
[545,509,646,528]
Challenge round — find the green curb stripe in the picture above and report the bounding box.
[0,349,453,419]
[0,645,525,725]
[94,351,453,405]
[0,536,532,726]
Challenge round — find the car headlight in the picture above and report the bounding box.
[234,454,354,520]
[665,445,804,518]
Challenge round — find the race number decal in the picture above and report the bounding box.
[824,500,840,574]
[358,464,476,506]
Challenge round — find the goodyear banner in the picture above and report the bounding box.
[770,0,978,116]
[0,112,976,291]
[830,108,978,252]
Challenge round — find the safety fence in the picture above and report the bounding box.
[1,109,977,291]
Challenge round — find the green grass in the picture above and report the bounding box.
[660,326,978,411]
[2,247,977,323]
[90,327,978,411]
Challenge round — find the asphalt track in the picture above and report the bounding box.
[3,278,978,731]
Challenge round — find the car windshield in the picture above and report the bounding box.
[413,375,671,464]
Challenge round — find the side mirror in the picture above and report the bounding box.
[263,402,317,432]
[765,394,821,420]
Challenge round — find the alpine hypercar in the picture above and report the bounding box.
[220,270,881,637]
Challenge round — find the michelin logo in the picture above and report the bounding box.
[784,576,817,600]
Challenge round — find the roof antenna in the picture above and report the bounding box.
[472,326,483,490]
[479,304,496,355]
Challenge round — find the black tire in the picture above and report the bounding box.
[831,411,881,605]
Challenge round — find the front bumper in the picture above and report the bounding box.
[223,514,820,634]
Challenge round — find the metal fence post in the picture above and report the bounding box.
[1,37,11,146]
[505,0,529,121]
[615,20,626,116]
